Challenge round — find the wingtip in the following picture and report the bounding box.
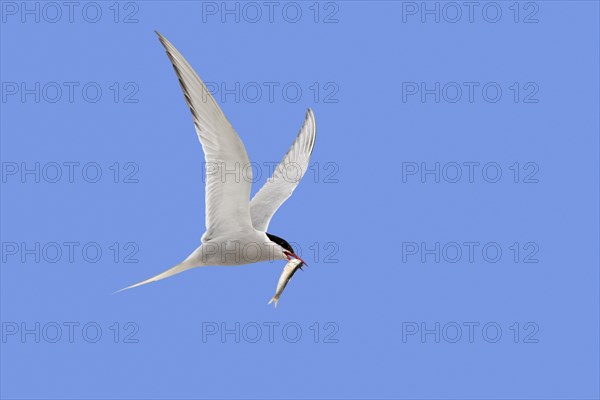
[305,108,316,154]
[155,30,168,46]
[306,108,316,129]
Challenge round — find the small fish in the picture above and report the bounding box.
[268,258,304,307]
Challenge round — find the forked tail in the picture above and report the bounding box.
[114,259,196,293]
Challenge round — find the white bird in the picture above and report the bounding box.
[117,31,316,305]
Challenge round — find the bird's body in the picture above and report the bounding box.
[118,31,316,306]
[190,231,289,267]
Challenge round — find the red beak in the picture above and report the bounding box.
[284,251,308,266]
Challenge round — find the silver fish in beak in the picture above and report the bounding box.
[268,258,304,307]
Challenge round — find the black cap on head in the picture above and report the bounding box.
[266,233,294,254]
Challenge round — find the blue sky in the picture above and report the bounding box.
[1,1,599,399]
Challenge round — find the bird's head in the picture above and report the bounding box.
[266,233,307,264]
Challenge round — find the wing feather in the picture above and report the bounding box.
[156,32,254,240]
[250,109,316,232]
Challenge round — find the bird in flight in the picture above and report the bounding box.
[118,31,316,306]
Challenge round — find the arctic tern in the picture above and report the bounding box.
[117,31,316,306]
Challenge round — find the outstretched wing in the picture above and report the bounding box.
[250,109,316,232]
[156,31,254,240]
